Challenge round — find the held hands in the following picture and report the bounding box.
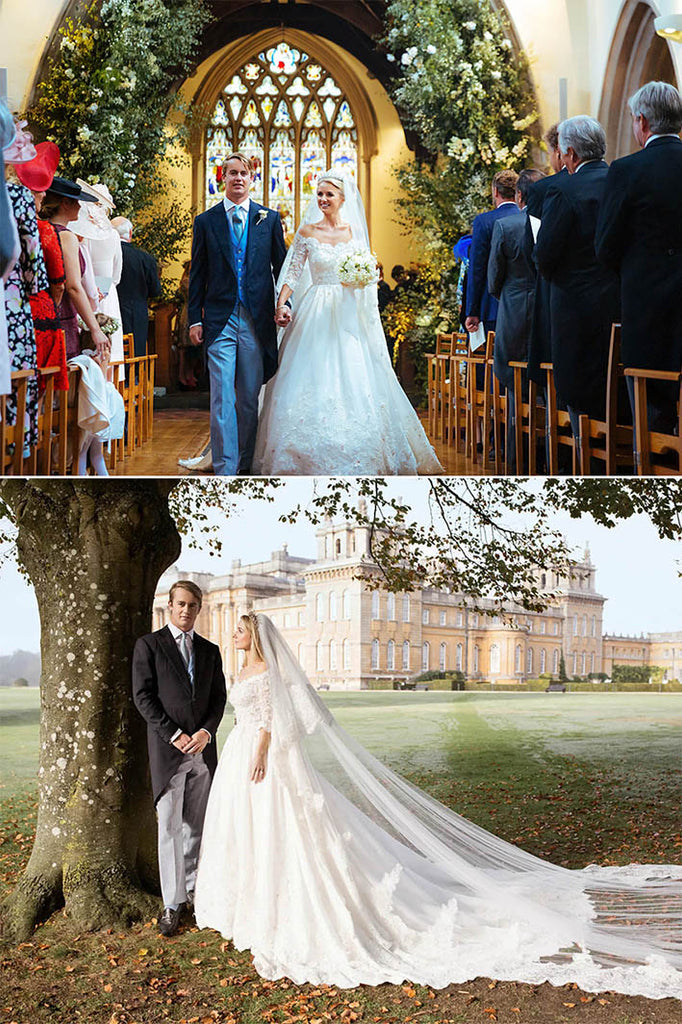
[250,751,268,783]
[274,305,292,328]
[93,327,111,360]
[172,730,210,755]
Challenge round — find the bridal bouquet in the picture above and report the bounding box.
[337,248,379,287]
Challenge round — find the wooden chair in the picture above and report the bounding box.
[29,367,61,475]
[541,362,577,475]
[425,333,455,440]
[466,331,494,467]
[443,333,470,449]
[575,325,634,476]
[491,369,507,474]
[0,369,32,475]
[623,367,682,475]
[505,361,545,475]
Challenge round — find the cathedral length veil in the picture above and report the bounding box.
[256,613,682,998]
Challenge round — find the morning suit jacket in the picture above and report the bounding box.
[595,136,682,373]
[187,200,287,383]
[536,161,621,419]
[524,170,567,385]
[487,212,536,389]
[118,242,162,357]
[465,202,520,325]
[132,625,226,804]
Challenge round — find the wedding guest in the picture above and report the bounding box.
[464,169,519,339]
[112,216,161,358]
[42,177,110,360]
[595,80,682,433]
[377,262,392,312]
[13,142,69,395]
[4,121,46,453]
[536,116,620,460]
[77,181,124,376]
[0,102,21,399]
[488,168,544,471]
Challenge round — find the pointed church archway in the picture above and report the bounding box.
[599,0,678,159]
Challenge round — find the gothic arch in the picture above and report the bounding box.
[189,28,379,224]
[599,0,678,159]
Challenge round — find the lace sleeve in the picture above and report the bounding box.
[282,233,308,291]
[255,671,273,732]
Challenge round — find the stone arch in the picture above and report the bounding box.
[600,0,678,158]
[189,28,378,223]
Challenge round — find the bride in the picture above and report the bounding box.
[194,612,682,999]
[251,172,442,475]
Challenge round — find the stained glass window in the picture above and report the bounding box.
[204,42,359,230]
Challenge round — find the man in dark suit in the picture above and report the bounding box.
[536,116,620,457]
[188,153,287,475]
[111,217,161,357]
[132,580,226,936]
[464,169,520,339]
[595,80,682,433]
[488,168,544,471]
[524,124,566,385]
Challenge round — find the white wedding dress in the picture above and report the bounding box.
[251,236,441,476]
[194,616,682,999]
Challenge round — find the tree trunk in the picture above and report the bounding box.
[0,480,181,940]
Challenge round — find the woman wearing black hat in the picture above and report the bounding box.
[42,177,110,360]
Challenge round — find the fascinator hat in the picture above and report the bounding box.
[14,142,60,191]
[2,118,37,164]
[77,179,116,210]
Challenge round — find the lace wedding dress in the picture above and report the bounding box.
[194,616,682,998]
[251,185,442,475]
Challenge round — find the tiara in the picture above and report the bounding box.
[317,171,346,193]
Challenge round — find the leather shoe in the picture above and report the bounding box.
[158,905,183,936]
[185,890,195,911]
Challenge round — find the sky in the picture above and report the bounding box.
[1,479,681,655]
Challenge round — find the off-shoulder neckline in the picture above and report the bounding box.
[236,668,269,683]
[304,235,356,250]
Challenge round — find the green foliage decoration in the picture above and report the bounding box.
[27,0,212,271]
[381,0,539,398]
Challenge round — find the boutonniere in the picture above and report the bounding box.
[256,209,268,225]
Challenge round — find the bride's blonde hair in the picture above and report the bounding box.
[241,612,266,662]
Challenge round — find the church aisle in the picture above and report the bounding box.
[109,410,495,476]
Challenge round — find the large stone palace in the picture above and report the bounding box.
[153,512,680,688]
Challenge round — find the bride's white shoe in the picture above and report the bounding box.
[178,447,213,472]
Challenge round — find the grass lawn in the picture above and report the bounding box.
[0,688,680,1024]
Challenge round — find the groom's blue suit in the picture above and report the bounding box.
[188,199,287,474]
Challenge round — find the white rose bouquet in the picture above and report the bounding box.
[337,248,379,288]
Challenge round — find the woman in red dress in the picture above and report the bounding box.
[14,143,69,393]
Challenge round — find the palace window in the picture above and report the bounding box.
[402,595,410,622]
[422,642,430,671]
[329,639,337,671]
[439,610,447,626]
[422,609,430,625]
[387,593,396,621]
[371,591,380,619]
[591,616,596,637]
[456,611,463,627]
[387,639,395,671]
[527,647,533,674]
[515,643,522,673]
[439,643,447,672]
[343,638,351,670]
[553,648,560,673]
[329,591,337,621]
[490,644,500,675]
[403,641,411,671]
[540,648,546,673]
[316,640,324,671]
[456,643,463,671]
[316,593,324,622]
[205,42,359,231]
[342,589,351,620]
[371,638,379,670]
[473,645,480,673]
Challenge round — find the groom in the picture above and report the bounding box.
[132,580,226,936]
[188,153,289,474]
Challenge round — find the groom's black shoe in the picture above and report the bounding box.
[182,892,195,920]
[158,905,183,937]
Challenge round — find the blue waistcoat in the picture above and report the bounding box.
[225,205,250,305]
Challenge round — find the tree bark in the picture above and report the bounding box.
[0,480,181,940]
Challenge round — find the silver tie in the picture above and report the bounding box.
[231,207,244,240]
[180,632,193,685]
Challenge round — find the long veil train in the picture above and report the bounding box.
[256,614,681,998]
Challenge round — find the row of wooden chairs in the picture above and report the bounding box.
[425,327,682,475]
[1,335,157,476]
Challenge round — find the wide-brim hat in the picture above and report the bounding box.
[76,178,116,210]
[14,141,61,192]
[47,176,99,202]
[3,120,37,164]
[67,201,110,240]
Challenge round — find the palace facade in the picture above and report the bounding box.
[153,513,680,688]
